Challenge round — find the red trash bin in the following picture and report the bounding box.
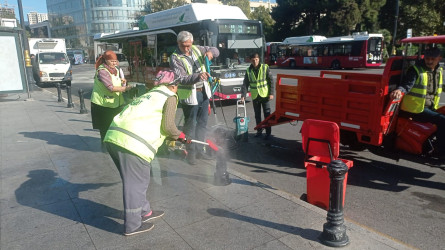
[301,119,353,210]
[305,156,353,210]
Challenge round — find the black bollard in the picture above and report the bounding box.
[66,85,74,108]
[78,89,88,114]
[56,83,63,102]
[319,159,350,247]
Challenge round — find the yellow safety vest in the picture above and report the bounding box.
[104,85,178,163]
[247,64,269,99]
[173,45,208,100]
[401,65,443,113]
[91,65,125,108]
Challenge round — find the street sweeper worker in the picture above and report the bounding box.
[170,30,220,165]
[241,53,275,139]
[103,70,191,236]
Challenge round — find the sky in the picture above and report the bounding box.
[9,0,48,21]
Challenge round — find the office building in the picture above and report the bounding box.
[47,0,149,49]
[249,0,277,12]
[27,12,48,25]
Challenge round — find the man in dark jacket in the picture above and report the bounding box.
[241,53,275,139]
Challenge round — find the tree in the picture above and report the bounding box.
[356,0,386,32]
[250,6,275,42]
[191,0,207,2]
[151,0,189,13]
[270,0,301,41]
[219,0,251,18]
[380,0,444,42]
[329,0,361,35]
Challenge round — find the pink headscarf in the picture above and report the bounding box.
[154,70,179,86]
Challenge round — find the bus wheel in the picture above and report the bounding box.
[289,61,296,68]
[331,60,341,70]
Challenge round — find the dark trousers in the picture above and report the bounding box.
[182,91,209,156]
[106,143,151,233]
[405,108,445,153]
[253,96,271,135]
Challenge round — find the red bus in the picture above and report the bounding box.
[265,42,280,65]
[275,32,383,69]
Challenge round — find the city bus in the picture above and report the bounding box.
[275,32,383,69]
[94,3,265,100]
[264,42,280,66]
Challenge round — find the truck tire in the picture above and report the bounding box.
[331,60,341,70]
[289,61,296,68]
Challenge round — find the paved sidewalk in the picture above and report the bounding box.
[0,89,413,249]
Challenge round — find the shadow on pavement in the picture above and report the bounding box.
[207,208,320,241]
[19,131,101,153]
[15,169,122,234]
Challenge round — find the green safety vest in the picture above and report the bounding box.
[247,64,269,99]
[401,65,443,113]
[172,45,208,100]
[104,85,178,163]
[91,65,125,108]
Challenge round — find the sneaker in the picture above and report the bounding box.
[264,134,271,140]
[142,210,165,223]
[254,132,262,137]
[124,223,154,236]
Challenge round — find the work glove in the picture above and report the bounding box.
[177,132,191,144]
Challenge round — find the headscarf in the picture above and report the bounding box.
[95,50,118,75]
[154,70,179,86]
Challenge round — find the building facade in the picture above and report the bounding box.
[46,0,276,54]
[47,0,149,49]
[27,12,48,25]
[0,6,15,18]
[249,0,277,12]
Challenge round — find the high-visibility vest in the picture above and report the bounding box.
[247,64,269,99]
[104,85,177,163]
[401,65,443,113]
[91,65,125,108]
[172,45,209,100]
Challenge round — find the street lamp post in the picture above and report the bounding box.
[17,0,36,99]
[391,0,399,55]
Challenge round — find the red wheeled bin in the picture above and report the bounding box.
[301,119,353,210]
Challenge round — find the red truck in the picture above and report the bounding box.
[256,35,445,159]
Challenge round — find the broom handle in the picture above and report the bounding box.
[190,139,209,146]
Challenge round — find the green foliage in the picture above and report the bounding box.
[250,6,275,41]
[329,0,362,35]
[219,0,251,18]
[379,0,444,49]
[270,0,300,41]
[151,0,189,13]
[191,0,207,2]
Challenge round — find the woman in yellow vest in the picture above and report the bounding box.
[390,47,444,160]
[91,50,132,141]
[104,70,191,236]
[241,53,275,140]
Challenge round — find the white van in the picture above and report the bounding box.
[29,38,72,86]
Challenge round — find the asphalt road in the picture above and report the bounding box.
[39,64,445,250]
